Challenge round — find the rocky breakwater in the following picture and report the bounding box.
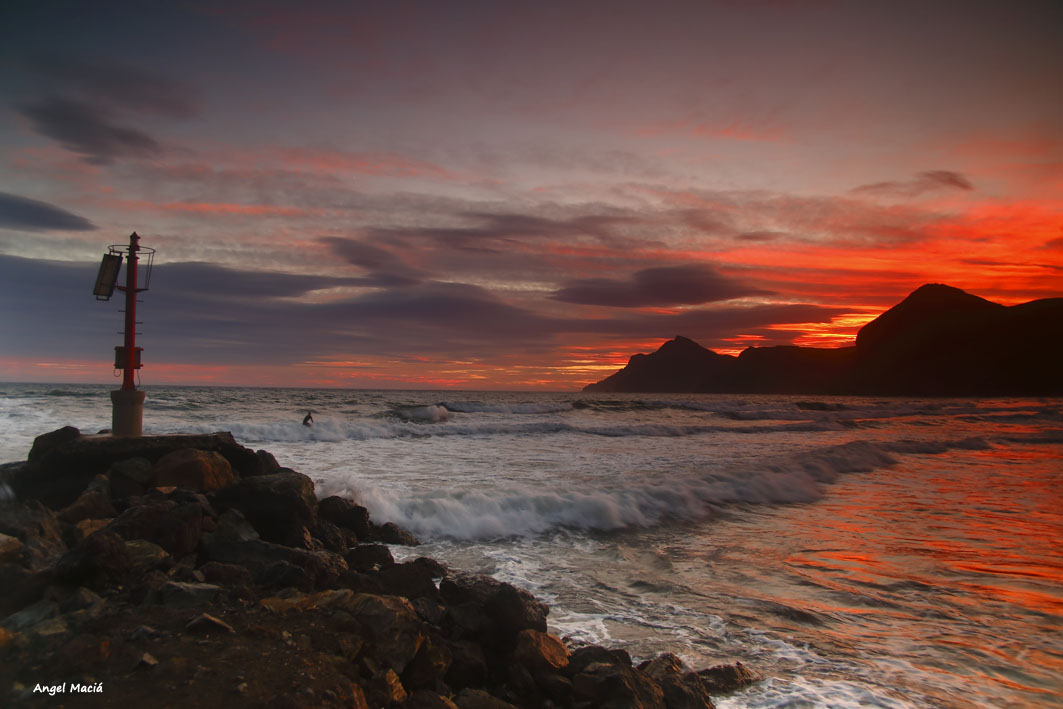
[0,427,760,708]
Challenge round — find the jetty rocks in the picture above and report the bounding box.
[0,429,759,708]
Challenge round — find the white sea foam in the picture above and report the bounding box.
[323,438,963,540]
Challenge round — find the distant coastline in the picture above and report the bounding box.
[584,284,1063,396]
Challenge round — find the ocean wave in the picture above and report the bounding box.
[190,417,841,444]
[442,401,574,415]
[320,436,1009,542]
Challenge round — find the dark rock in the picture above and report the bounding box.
[57,586,104,614]
[374,521,420,546]
[107,500,203,557]
[566,645,633,675]
[152,448,235,492]
[318,495,372,538]
[396,691,459,709]
[641,654,717,708]
[198,561,253,587]
[346,543,395,572]
[377,561,441,601]
[0,533,23,563]
[453,688,518,709]
[571,660,665,708]
[124,539,172,572]
[347,593,426,674]
[254,449,282,476]
[54,530,132,586]
[402,633,453,691]
[0,564,47,615]
[2,598,59,631]
[258,560,314,591]
[204,508,260,544]
[0,501,66,568]
[108,457,153,499]
[412,556,447,578]
[313,518,349,553]
[213,471,317,547]
[27,426,81,463]
[57,485,116,524]
[695,662,760,695]
[203,538,347,589]
[364,668,407,707]
[513,628,569,677]
[444,639,489,691]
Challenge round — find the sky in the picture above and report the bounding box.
[0,0,1060,390]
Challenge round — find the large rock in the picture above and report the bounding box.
[0,501,66,568]
[27,426,81,462]
[14,431,265,507]
[318,496,372,538]
[107,500,204,557]
[440,572,548,638]
[571,660,666,708]
[641,654,717,708]
[57,485,116,524]
[346,593,427,674]
[153,448,235,492]
[214,471,318,547]
[513,629,569,677]
[695,662,760,695]
[201,537,347,589]
[54,530,132,586]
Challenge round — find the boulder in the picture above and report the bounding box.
[201,538,348,590]
[198,561,254,587]
[374,521,420,546]
[402,633,453,691]
[695,662,760,695]
[27,426,81,463]
[108,457,154,498]
[107,500,203,557]
[377,561,441,601]
[124,539,172,572]
[396,690,459,709]
[0,533,23,563]
[444,640,489,691]
[641,654,717,708]
[439,573,549,640]
[57,486,116,524]
[318,495,372,538]
[346,544,395,572]
[452,688,518,709]
[571,661,665,708]
[346,593,427,674]
[153,448,235,492]
[0,501,67,569]
[513,629,569,677]
[214,471,318,547]
[54,530,132,586]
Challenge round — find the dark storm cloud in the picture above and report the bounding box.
[0,192,97,231]
[553,264,768,308]
[29,55,201,118]
[0,255,841,366]
[321,237,428,286]
[364,211,644,248]
[852,170,974,198]
[19,97,162,165]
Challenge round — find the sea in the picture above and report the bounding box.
[1,384,1061,708]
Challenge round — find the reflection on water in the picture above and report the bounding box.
[690,442,1063,707]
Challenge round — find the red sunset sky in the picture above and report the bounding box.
[0,0,1060,389]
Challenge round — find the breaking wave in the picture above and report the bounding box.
[321,437,987,541]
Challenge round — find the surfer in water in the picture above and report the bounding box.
[303,411,313,426]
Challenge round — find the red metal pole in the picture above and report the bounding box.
[122,232,139,390]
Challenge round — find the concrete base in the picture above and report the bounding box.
[110,389,146,437]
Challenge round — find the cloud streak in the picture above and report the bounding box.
[553,264,768,308]
[0,192,97,232]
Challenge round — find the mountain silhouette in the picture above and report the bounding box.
[583,284,1063,395]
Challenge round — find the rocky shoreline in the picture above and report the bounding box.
[0,428,759,708]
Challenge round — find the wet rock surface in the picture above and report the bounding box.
[0,428,761,707]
